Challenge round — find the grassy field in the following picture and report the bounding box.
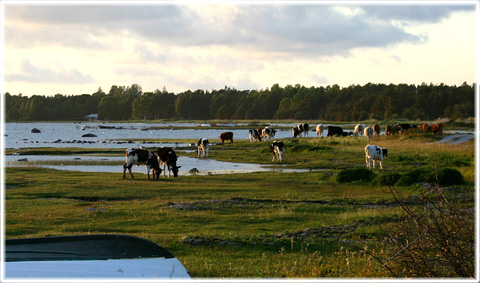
[4,131,475,278]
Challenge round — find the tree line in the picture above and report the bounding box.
[4,82,475,122]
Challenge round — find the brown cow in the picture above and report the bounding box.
[373,124,381,136]
[425,123,443,135]
[220,132,234,145]
[385,125,401,137]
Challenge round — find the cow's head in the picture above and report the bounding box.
[382,148,388,158]
[171,165,181,177]
[292,127,300,137]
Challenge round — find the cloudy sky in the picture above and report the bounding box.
[2,1,478,96]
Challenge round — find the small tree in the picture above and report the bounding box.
[369,184,474,278]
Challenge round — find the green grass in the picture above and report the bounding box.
[4,133,475,278]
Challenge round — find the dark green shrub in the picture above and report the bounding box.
[395,169,429,186]
[336,168,376,183]
[427,168,464,186]
[370,172,401,186]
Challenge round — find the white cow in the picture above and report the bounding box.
[353,124,364,137]
[364,144,388,170]
[270,140,284,162]
[315,124,324,137]
[364,126,374,142]
[197,138,209,158]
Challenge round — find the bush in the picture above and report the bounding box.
[336,168,376,183]
[395,169,429,186]
[374,187,475,277]
[370,172,401,186]
[427,168,464,186]
[394,168,463,187]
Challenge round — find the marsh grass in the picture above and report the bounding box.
[4,133,474,278]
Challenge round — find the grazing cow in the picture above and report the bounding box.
[315,124,324,137]
[327,126,344,137]
[373,124,381,136]
[269,140,284,162]
[292,123,309,137]
[262,126,277,140]
[397,123,416,131]
[364,126,374,141]
[220,132,234,145]
[157,147,181,177]
[385,125,401,137]
[123,148,161,179]
[353,124,364,137]
[364,144,388,170]
[197,138,209,158]
[419,123,427,132]
[248,129,262,142]
[425,123,443,135]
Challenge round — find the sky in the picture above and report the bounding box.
[1,1,478,97]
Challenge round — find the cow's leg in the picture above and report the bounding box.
[146,166,151,179]
[379,160,383,170]
[124,164,134,179]
[162,163,167,178]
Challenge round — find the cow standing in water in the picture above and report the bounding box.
[123,148,161,179]
[364,145,388,170]
[197,138,209,158]
[220,132,234,145]
[270,140,285,162]
[157,147,181,177]
[292,123,309,137]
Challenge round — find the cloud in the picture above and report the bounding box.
[361,5,473,24]
[6,61,94,84]
[5,4,471,58]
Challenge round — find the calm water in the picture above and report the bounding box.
[4,122,297,149]
[3,122,310,175]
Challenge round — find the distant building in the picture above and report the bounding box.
[84,114,98,121]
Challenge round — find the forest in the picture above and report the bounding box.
[4,82,475,122]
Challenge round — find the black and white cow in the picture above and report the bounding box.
[262,126,277,140]
[248,129,262,142]
[292,123,309,137]
[327,126,344,137]
[123,148,161,179]
[364,144,388,170]
[197,138,209,158]
[269,140,284,162]
[157,147,181,177]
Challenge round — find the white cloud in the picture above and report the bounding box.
[7,61,94,84]
[2,3,476,96]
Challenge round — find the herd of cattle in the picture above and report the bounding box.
[123,122,443,179]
